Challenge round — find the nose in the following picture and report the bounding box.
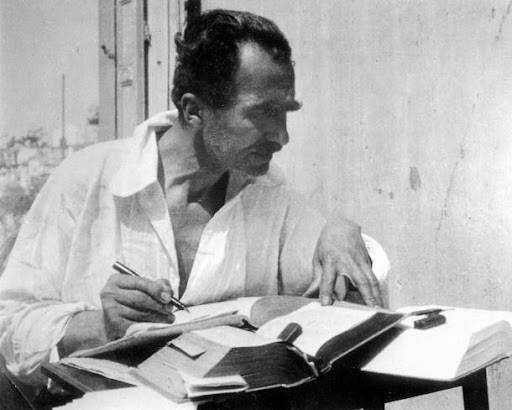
[265,114,289,147]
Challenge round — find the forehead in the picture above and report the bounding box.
[233,42,295,105]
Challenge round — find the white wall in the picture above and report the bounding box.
[203,0,512,408]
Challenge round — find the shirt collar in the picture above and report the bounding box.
[109,110,285,198]
[109,111,178,197]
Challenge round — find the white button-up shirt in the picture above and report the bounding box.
[0,111,332,384]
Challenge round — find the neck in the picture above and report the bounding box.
[157,121,225,201]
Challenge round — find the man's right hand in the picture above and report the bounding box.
[100,274,176,340]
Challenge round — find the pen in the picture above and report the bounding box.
[112,261,190,313]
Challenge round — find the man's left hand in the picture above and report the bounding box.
[308,218,383,307]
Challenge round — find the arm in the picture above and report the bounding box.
[58,275,175,357]
[0,155,176,384]
[0,157,89,385]
[278,190,386,307]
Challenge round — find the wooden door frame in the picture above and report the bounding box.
[98,0,202,140]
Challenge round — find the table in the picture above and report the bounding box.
[39,360,490,410]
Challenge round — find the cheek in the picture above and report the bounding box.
[220,123,262,153]
[236,120,265,146]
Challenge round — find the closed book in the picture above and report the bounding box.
[342,305,512,381]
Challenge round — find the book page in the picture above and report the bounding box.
[126,297,260,336]
[192,325,275,347]
[256,302,376,357]
[60,357,141,386]
[59,386,197,409]
[179,372,248,398]
[400,305,512,332]
[360,325,470,380]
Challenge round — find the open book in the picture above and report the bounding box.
[60,296,405,401]
[341,305,512,381]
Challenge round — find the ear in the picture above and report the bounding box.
[180,93,205,127]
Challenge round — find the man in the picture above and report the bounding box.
[0,9,384,386]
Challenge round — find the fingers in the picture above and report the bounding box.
[337,255,381,307]
[354,256,383,307]
[347,242,382,307]
[318,253,383,308]
[110,288,172,315]
[109,274,173,308]
[107,303,174,324]
[102,304,174,341]
[123,275,172,301]
[101,274,176,340]
[319,256,337,306]
[333,275,349,301]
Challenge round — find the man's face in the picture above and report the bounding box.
[199,42,300,176]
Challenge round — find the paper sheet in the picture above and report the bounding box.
[192,325,275,347]
[60,357,141,386]
[59,386,197,409]
[125,297,260,336]
[179,372,248,398]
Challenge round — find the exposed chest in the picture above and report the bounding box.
[170,204,213,293]
[170,204,213,248]
[162,169,229,295]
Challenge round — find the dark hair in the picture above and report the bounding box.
[171,9,293,116]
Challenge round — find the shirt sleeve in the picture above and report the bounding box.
[0,156,95,386]
[278,190,327,295]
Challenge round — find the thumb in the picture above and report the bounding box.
[154,278,174,304]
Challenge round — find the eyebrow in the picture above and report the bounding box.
[250,99,303,112]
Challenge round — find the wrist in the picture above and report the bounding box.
[57,310,108,358]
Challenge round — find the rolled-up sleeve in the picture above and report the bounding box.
[0,158,95,385]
